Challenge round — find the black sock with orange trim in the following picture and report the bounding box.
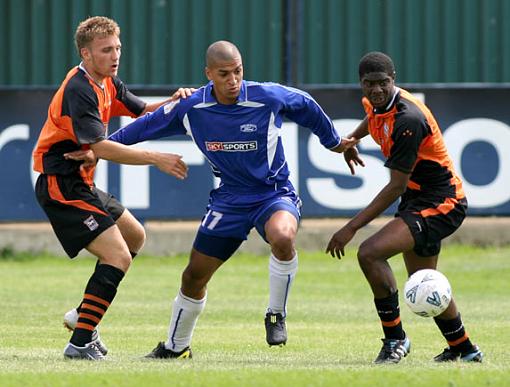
[75,257,134,312]
[374,291,405,340]
[70,264,125,347]
[434,313,474,353]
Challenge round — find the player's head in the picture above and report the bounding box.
[205,40,243,105]
[358,51,396,109]
[75,16,121,82]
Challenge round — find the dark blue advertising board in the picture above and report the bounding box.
[0,86,508,221]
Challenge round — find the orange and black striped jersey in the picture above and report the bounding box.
[362,87,465,199]
[33,65,145,185]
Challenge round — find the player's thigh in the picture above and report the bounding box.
[115,209,146,251]
[35,174,117,258]
[86,225,132,272]
[254,196,301,242]
[193,230,244,262]
[95,187,145,251]
[264,210,298,242]
[359,217,415,261]
[403,250,438,276]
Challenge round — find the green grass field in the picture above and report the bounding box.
[1,245,509,386]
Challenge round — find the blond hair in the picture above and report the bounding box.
[75,16,120,57]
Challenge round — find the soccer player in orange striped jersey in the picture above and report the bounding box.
[326,52,483,364]
[32,16,191,360]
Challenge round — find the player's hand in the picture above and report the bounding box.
[155,153,188,180]
[331,136,359,153]
[170,87,196,101]
[64,149,97,172]
[326,226,356,259]
[344,146,365,175]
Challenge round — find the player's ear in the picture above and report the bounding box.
[205,67,212,81]
[81,46,90,61]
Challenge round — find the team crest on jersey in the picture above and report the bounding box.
[83,215,99,231]
[240,124,257,132]
[383,123,389,138]
[205,141,257,152]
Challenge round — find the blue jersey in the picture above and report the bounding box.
[109,80,341,196]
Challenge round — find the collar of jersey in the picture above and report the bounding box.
[373,87,400,115]
[78,62,105,90]
[203,80,247,105]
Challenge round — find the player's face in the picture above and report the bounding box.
[81,34,121,83]
[360,72,395,108]
[206,57,243,105]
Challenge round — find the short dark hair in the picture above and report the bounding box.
[358,51,395,79]
[206,40,242,68]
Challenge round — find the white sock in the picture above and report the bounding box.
[267,253,298,317]
[164,290,206,352]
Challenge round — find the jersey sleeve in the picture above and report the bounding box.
[111,77,146,117]
[108,100,186,144]
[385,115,430,173]
[278,85,341,149]
[62,84,106,145]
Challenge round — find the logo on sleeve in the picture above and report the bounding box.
[240,124,257,132]
[164,100,179,114]
[205,141,258,152]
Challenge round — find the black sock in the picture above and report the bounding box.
[76,260,102,311]
[77,258,134,312]
[70,264,124,347]
[374,291,405,340]
[434,313,474,353]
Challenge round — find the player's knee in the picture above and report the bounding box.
[99,250,132,273]
[268,227,295,251]
[357,242,376,270]
[132,223,146,250]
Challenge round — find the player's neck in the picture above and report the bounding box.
[79,62,105,88]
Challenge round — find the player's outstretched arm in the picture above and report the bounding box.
[336,117,370,174]
[350,116,370,140]
[326,168,409,259]
[90,139,188,180]
[330,136,359,153]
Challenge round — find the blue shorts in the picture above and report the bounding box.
[193,183,302,260]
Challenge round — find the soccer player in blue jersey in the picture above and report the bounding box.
[109,40,358,358]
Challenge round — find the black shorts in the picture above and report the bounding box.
[35,174,125,258]
[396,190,467,257]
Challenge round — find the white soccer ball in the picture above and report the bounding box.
[404,269,452,318]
